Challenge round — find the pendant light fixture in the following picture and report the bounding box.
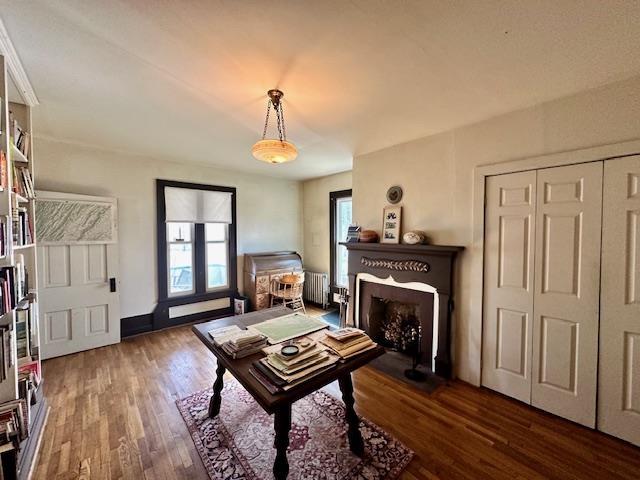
[252,89,298,164]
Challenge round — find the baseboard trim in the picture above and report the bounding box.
[121,313,153,338]
[121,307,236,339]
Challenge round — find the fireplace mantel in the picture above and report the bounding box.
[343,241,464,378]
[341,242,464,256]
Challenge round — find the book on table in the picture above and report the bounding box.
[208,324,267,359]
[249,335,340,392]
[247,313,329,344]
[319,328,378,359]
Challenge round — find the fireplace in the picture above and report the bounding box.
[357,276,436,370]
[343,243,463,379]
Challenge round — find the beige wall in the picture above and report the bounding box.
[353,74,640,386]
[302,171,352,274]
[34,137,303,319]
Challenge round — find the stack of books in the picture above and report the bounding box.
[320,327,377,359]
[208,325,267,359]
[249,336,339,393]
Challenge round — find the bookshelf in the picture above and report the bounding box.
[0,54,46,480]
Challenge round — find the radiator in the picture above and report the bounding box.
[303,271,329,309]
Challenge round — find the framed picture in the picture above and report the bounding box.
[381,206,402,243]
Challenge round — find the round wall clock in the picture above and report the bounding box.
[386,185,403,204]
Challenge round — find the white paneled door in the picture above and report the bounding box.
[530,162,603,427]
[36,192,120,359]
[599,156,640,446]
[482,171,537,402]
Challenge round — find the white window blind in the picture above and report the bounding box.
[164,187,232,224]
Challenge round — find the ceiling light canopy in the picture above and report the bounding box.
[252,89,297,164]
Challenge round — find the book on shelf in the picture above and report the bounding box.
[0,218,7,257]
[15,308,29,360]
[0,268,17,315]
[11,165,34,199]
[11,207,33,247]
[0,151,7,190]
[8,112,30,160]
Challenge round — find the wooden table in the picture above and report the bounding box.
[192,306,385,480]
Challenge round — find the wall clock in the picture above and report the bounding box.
[386,185,403,204]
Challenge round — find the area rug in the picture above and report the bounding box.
[176,381,414,479]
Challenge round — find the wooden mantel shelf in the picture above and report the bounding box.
[341,242,464,256]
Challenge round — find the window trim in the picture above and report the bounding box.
[329,189,352,305]
[156,179,237,306]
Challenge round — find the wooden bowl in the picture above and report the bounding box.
[359,230,379,243]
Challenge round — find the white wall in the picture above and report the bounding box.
[302,171,352,274]
[34,137,303,319]
[353,74,640,385]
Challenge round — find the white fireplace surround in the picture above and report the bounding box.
[354,272,440,372]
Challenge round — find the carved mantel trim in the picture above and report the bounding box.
[361,256,430,273]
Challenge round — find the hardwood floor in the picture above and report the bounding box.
[34,321,640,479]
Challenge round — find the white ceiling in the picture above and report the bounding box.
[2,1,640,180]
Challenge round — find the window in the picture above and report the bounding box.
[330,189,353,300]
[157,180,237,305]
[206,223,228,290]
[335,197,352,287]
[167,222,194,295]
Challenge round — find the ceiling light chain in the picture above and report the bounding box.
[252,89,298,164]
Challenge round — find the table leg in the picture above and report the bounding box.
[273,405,292,480]
[338,373,365,456]
[208,363,226,418]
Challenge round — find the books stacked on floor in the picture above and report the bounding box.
[208,325,267,359]
[249,336,340,393]
[320,327,377,359]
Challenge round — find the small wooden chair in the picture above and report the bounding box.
[270,274,306,313]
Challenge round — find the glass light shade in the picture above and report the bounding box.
[251,139,298,164]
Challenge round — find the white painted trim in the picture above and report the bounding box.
[0,18,38,106]
[471,139,640,387]
[354,272,439,371]
[168,297,230,318]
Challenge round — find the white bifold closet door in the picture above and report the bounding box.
[482,171,536,403]
[483,163,603,427]
[530,162,603,427]
[598,155,640,446]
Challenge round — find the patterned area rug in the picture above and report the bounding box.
[176,381,414,479]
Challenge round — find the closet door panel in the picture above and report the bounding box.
[531,162,602,427]
[599,155,640,446]
[482,171,536,402]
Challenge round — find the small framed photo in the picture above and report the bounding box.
[381,206,402,244]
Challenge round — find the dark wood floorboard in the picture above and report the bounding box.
[33,321,640,479]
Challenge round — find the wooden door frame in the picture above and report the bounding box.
[471,139,640,386]
[329,189,352,307]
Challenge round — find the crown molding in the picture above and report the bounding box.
[0,18,38,106]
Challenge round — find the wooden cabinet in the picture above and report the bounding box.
[243,252,303,311]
